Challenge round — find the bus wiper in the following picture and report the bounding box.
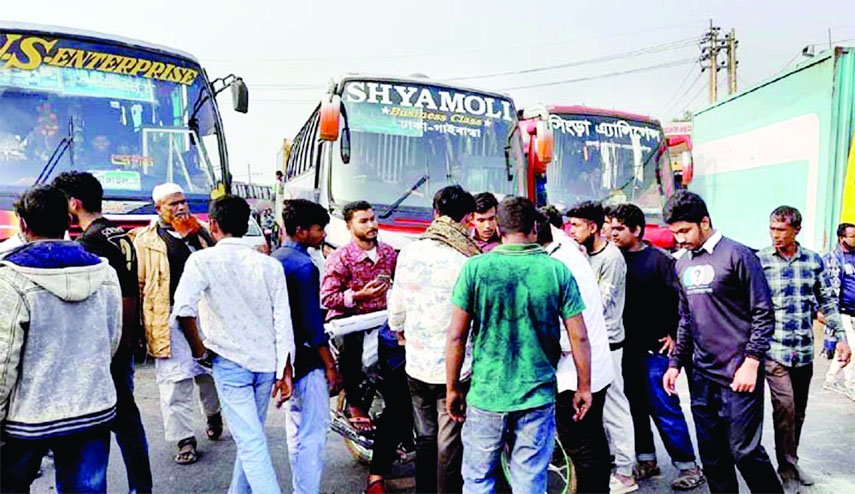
[35,118,74,185]
[379,175,429,219]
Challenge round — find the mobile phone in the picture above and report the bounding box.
[376,273,392,284]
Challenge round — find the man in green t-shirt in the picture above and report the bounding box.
[446,196,593,493]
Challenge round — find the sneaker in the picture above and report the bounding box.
[610,473,639,494]
[823,380,847,395]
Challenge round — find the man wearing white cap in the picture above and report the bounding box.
[133,183,223,464]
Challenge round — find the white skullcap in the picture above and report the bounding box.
[152,183,185,203]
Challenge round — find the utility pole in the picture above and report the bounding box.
[247,163,253,186]
[700,20,726,103]
[726,28,738,95]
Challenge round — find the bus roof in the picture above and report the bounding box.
[334,73,514,101]
[545,105,661,125]
[0,21,201,65]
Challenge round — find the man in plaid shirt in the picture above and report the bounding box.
[757,206,851,489]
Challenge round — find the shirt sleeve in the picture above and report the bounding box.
[738,248,775,361]
[670,262,695,369]
[450,261,474,314]
[171,254,208,321]
[272,266,295,380]
[320,251,352,311]
[597,253,626,323]
[559,266,586,320]
[815,255,845,342]
[294,263,328,349]
[0,278,29,423]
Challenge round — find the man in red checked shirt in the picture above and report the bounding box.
[320,200,412,494]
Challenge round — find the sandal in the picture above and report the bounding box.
[174,438,198,465]
[634,460,661,480]
[348,416,376,434]
[671,467,705,491]
[206,412,223,441]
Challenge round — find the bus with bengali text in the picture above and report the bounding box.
[283,74,553,249]
[0,22,248,239]
[522,105,677,249]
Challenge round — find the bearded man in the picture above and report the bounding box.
[133,183,223,465]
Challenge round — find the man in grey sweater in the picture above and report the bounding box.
[567,201,637,494]
[0,186,122,492]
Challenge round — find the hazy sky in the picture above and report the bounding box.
[8,0,855,183]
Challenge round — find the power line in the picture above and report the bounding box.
[658,64,701,116]
[662,71,704,119]
[450,37,700,81]
[499,58,697,91]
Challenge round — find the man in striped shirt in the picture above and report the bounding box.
[757,206,850,489]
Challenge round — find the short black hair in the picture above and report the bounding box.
[663,191,709,225]
[15,185,70,239]
[209,195,250,237]
[770,206,802,229]
[838,223,855,238]
[611,203,646,238]
[433,185,475,222]
[276,170,283,177]
[603,204,617,219]
[497,196,538,235]
[282,199,330,236]
[535,209,554,245]
[474,192,498,214]
[343,200,373,223]
[51,171,103,213]
[566,200,605,230]
[540,205,564,229]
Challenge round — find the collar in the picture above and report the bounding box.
[697,230,723,256]
[345,240,386,262]
[282,239,309,253]
[215,237,250,248]
[492,243,545,255]
[770,243,804,262]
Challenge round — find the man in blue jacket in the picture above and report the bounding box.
[662,191,783,494]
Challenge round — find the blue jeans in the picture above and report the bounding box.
[110,346,153,493]
[0,426,110,493]
[624,352,697,469]
[212,356,280,494]
[285,368,330,494]
[461,403,555,494]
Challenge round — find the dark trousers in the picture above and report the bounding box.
[0,427,111,493]
[341,331,367,410]
[556,387,611,494]
[369,343,414,476]
[624,352,697,467]
[689,369,783,493]
[765,360,813,478]
[111,346,153,493]
[408,377,467,493]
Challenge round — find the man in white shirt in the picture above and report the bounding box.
[389,185,481,493]
[172,195,295,494]
[538,210,615,494]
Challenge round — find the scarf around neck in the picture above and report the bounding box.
[421,216,482,257]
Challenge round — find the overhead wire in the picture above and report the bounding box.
[657,64,702,116]
[499,58,697,91]
[661,70,704,118]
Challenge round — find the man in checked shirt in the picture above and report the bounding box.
[757,206,851,490]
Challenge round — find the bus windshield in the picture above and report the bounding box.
[0,31,223,200]
[331,80,524,218]
[546,113,673,218]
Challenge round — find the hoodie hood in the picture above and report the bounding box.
[2,241,112,301]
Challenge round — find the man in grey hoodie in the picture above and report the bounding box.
[0,185,122,493]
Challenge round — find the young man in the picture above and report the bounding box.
[272,199,340,494]
[757,206,850,489]
[389,185,480,493]
[0,186,122,492]
[537,211,615,494]
[470,192,500,252]
[52,171,153,493]
[824,222,855,396]
[663,191,783,494]
[446,196,593,493]
[134,183,222,464]
[172,195,295,494]
[320,201,412,493]
[566,200,637,493]
[610,203,704,490]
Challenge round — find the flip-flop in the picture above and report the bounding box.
[348,416,375,434]
[206,412,223,441]
[671,469,705,491]
[174,446,198,465]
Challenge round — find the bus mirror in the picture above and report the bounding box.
[341,126,351,164]
[535,120,554,165]
[232,78,249,114]
[319,95,341,141]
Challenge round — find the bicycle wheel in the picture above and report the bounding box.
[500,434,577,494]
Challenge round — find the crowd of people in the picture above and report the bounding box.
[0,172,852,494]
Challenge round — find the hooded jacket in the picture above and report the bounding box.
[0,241,121,439]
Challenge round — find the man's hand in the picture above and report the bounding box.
[272,375,293,408]
[353,279,388,302]
[325,365,342,394]
[816,311,827,325]
[446,385,467,423]
[395,331,406,346]
[663,367,680,396]
[658,335,676,356]
[731,357,760,393]
[572,389,593,422]
[836,340,852,367]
